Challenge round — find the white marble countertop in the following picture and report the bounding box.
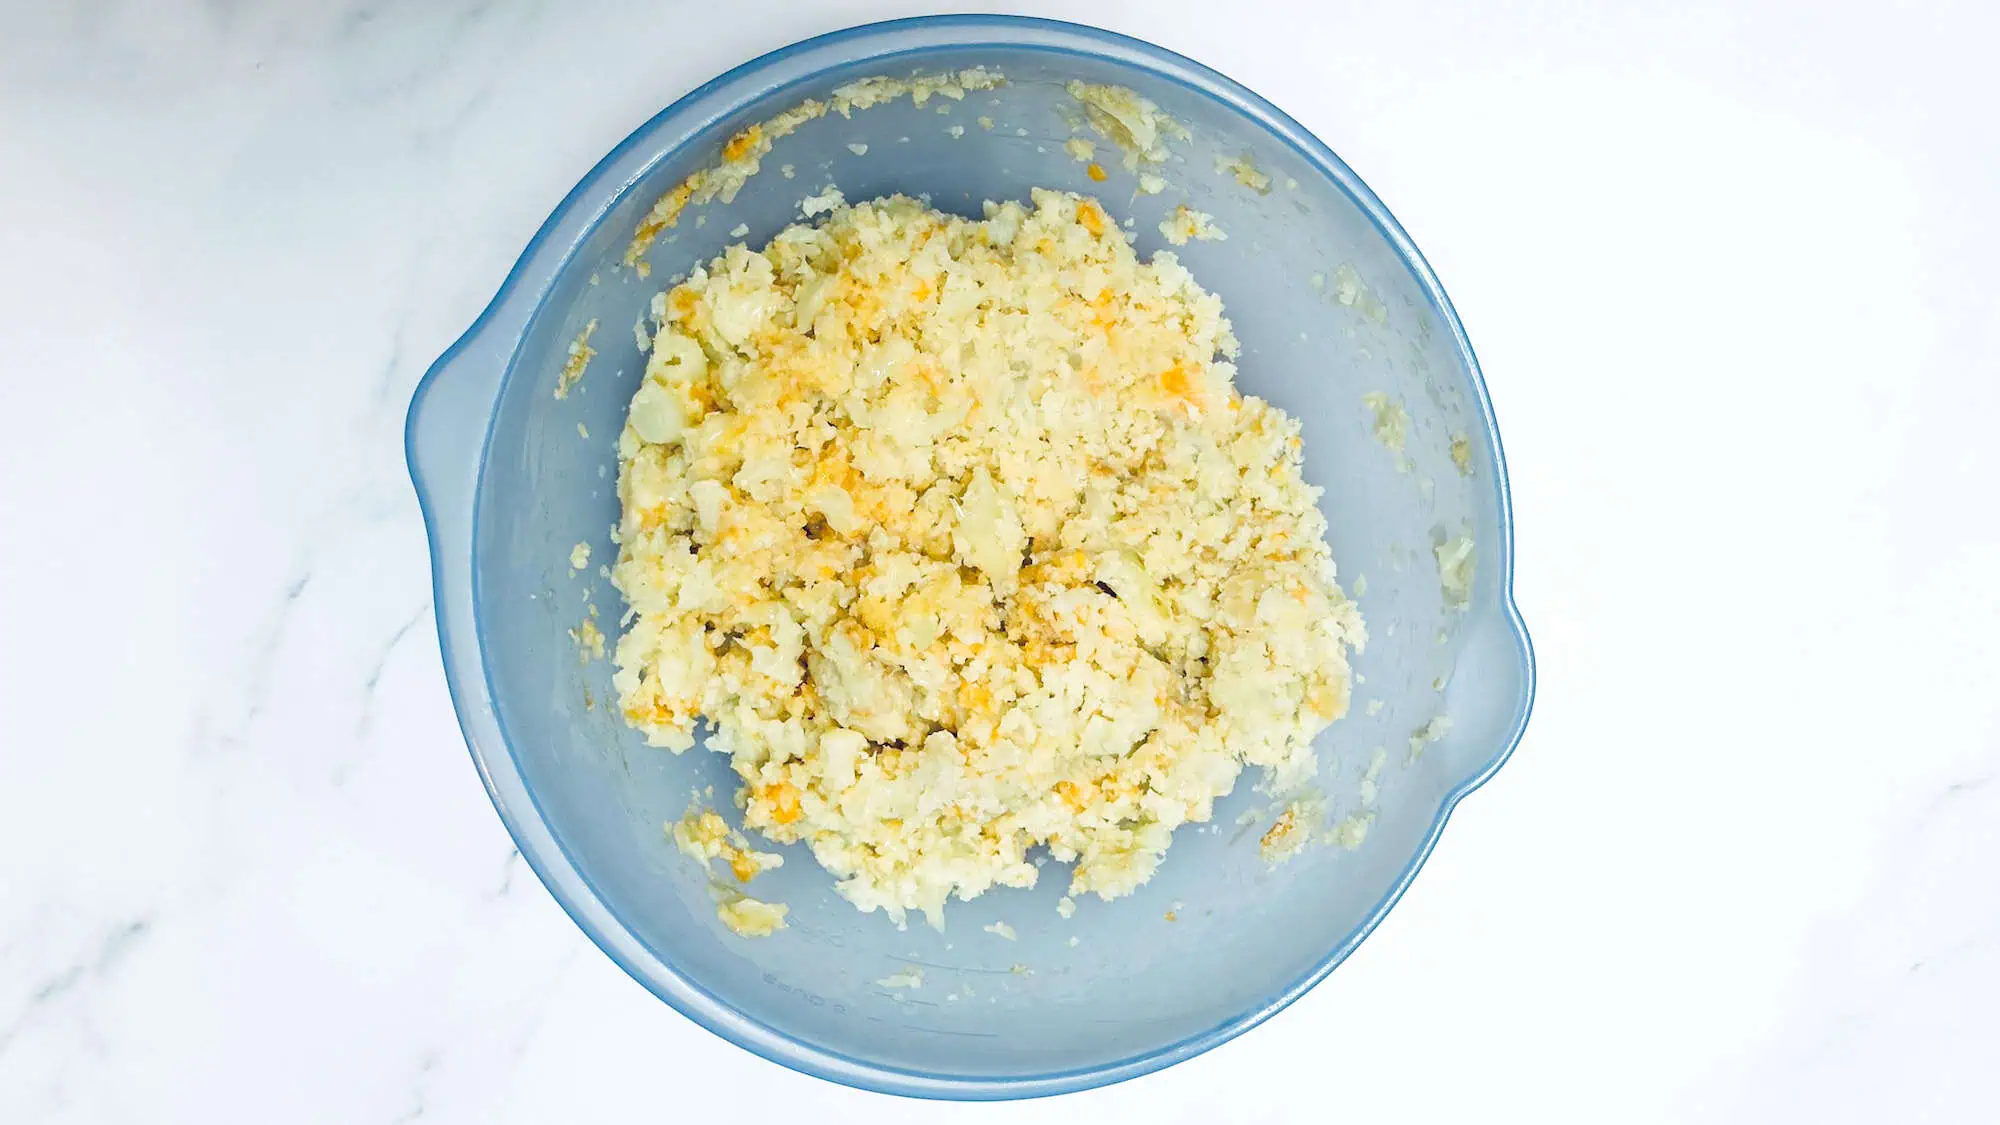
[3,2,1995,1121]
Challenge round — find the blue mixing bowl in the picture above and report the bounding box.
[407,15,1534,1099]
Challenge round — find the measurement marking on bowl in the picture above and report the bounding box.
[893,956,1018,976]
[875,993,940,1008]
[902,1025,1000,1038]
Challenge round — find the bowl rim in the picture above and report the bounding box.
[406,13,1536,1101]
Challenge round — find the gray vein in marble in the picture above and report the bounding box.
[390,1050,440,1124]
[241,572,312,727]
[490,848,523,900]
[0,917,151,1060]
[357,600,433,737]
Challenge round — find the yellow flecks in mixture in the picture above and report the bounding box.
[554,319,598,399]
[1075,198,1107,238]
[611,189,1363,929]
[569,542,591,571]
[1159,205,1224,246]
[1259,805,1308,863]
[722,124,763,163]
[1086,162,1108,183]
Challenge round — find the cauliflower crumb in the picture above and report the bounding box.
[1450,432,1474,475]
[1215,152,1272,193]
[1136,172,1166,195]
[1361,392,1410,466]
[847,142,869,156]
[876,967,924,990]
[672,807,784,882]
[672,809,787,936]
[577,422,590,440]
[1360,746,1388,806]
[611,191,1364,928]
[1057,896,1077,920]
[780,163,795,179]
[1330,811,1373,850]
[553,319,598,399]
[1436,535,1476,607]
[947,124,965,139]
[1159,205,1225,246]
[716,894,787,937]
[1408,716,1454,762]
[1331,263,1389,324]
[983,921,1018,941]
[1064,137,1096,163]
[569,542,591,571]
[801,185,845,216]
[728,222,750,238]
[1365,699,1384,716]
[570,617,604,663]
[1259,797,1322,864]
[977,115,994,130]
[1066,80,1187,170]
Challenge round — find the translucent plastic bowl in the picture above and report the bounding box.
[406,15,1534,1099]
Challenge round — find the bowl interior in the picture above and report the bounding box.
[469,39,1526,1085]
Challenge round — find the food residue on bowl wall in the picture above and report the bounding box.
[569,615,604,663]
[672,807,789,937]
[1065,80,1187,170]
[1407,715,1453,763]
[553,319,597,399]
[1361,391,1411,470]
[1435,534,1475,607]
[623,67,1005,270]
[1215,152,1271,193]
[1159,205,1226,246]
[1450,431,1474,476]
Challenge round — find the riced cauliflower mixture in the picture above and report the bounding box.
[611,188,1364,928]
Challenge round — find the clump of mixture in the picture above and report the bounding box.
[611,188,1364,927]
